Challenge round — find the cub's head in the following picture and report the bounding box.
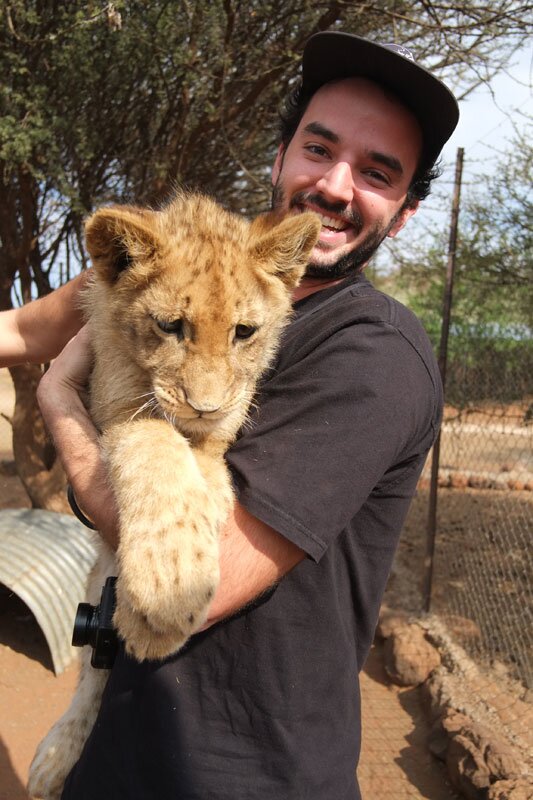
[85,192,320,440]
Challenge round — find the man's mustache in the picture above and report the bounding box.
[289,192,363,235]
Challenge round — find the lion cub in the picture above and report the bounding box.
[28,192,320,800]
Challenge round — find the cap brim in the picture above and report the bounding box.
[302,33,459,169]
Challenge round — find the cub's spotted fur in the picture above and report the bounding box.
[28,192,320,800]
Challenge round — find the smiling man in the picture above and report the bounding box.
[3,32,459,800]
[272,78,422,277]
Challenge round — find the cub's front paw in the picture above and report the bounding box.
[116,506,221,641]
[114,592,190,661]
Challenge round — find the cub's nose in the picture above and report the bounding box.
[185,394,222,415]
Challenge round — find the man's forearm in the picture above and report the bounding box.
[41,386,118,548]
[0,272,89,367]
[205,502,305,627]
[37,328,119,549]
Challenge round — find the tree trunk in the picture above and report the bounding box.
[9,364,69,512]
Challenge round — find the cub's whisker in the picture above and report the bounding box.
[129,396,158,422]
[130,391,157,403]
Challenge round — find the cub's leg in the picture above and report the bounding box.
[28,649,108,800]
[105,420,232,661]
[28,551,114,800]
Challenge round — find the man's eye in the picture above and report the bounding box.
[305,144,329,157]
[157,318,184,338]
[365,170,391,186]
[235,324,257,340]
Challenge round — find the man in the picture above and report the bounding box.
[4,33,458,799]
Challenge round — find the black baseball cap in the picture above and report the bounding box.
[302,32,459,171]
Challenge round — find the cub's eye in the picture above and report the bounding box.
[235,324,257,341]
[156,318,184,339]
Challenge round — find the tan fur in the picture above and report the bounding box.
[28,192,320,800]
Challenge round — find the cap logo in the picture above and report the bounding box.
[383,43,415,62]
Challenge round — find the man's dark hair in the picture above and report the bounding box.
[279,82,441,210]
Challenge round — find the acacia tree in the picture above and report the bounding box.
[0,0,531,507]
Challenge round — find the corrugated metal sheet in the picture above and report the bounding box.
[0,508,98,675]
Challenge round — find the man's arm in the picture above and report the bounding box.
[0,271,89,367]
[206,502,305,626]
[37,329,305,626]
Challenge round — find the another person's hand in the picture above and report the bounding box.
[37,327,120,548]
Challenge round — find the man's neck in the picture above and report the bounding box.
[292,275,346,303]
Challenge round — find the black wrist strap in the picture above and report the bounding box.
[67,484,97,530]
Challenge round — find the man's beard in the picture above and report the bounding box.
[271,183,400,279]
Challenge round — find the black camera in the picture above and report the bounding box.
[72,576,119,669]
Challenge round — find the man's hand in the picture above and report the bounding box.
[37,327,120,549]
[42,325,94,394]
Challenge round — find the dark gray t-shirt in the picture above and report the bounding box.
[63,273,442,800]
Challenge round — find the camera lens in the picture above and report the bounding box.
[71,578,118,669]
[72,602,97,647]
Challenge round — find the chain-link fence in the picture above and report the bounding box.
[383,334,533,784]
[429,337,532,690]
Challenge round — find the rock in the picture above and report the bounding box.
[487,778,533,800]
[438,470,451,487]
[446,734,491,797]
[522,688,533,704]
[376,608,409,639]
[438,711,522,796]
[441,710,471,737]
[485,739,521,781]
[445,712,520,778]
[428,717,449,761]
[421,672,448,721]
[468,473,494,489]
[383,624,441,686]
[450,471,469,489]
[444,614,482,643]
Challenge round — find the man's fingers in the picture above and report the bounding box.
[43,325,94,393]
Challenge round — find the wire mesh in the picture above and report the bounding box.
[428,340,532,689]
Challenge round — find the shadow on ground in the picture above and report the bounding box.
[360,642,459,800]
[0,586,53,671]
[0,735,28,800]
[396,685,460,799]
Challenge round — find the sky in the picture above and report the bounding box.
[442,44,532,174]
[391,43,533,250]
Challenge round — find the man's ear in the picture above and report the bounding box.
[271,144,285,186]
[85,207,161,284]
[387,201,419,239]
[249,211,321,289]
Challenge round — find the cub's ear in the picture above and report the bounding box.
[85,206,161,284]
[249,211,321,288]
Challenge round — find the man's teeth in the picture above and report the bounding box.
[317,213,348,231]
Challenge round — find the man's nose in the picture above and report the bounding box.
[315,161,354,206]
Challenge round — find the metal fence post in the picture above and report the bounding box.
[423,147,465,613]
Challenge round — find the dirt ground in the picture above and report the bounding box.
[0,583,460,800]
[0,590,79,800]
[0,368,525,799]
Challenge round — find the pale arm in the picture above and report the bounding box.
[37,329,305,625]
[205,503,305,627]
[0,271,89,367]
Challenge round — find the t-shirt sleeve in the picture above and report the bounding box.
[225,320,436,562]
